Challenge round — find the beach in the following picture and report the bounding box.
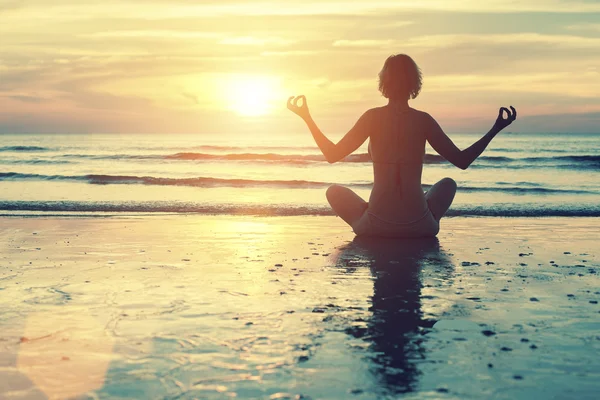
[1,215,598,399]
[4,1,600,398]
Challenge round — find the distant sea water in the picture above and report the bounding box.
[0,132,599,217]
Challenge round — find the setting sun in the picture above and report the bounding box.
[224,75,281,117]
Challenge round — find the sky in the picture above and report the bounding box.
[1,0,600,134]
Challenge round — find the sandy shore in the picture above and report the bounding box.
[0,215,599,399]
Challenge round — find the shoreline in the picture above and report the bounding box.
[1,215,599,399]
[1,208,600,218]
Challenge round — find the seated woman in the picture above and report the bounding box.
[287,54,516,238]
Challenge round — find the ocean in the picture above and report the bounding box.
[1,132,599,217]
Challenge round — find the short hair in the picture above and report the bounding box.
[378,54,422,100]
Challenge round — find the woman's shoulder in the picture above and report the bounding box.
[408,108,437,126]
[408,107,431,118]
[364,106,386,116]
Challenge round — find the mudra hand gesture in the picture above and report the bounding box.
[493,106,517,131]
[287,95,311,120]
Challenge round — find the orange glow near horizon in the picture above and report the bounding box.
[1,1,600,133]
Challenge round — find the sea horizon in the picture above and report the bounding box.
[1,132,599,218]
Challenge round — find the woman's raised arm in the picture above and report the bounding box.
[425,106,517,170]
[287,95,372,164]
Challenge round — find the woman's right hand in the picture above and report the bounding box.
[287,95,311,121]
[493,106,517,131]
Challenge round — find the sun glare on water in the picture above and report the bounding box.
[224,75,280,117]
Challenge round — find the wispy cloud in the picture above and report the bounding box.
[219,36,296,46]
[3,95,47,104]
[85,30,222,39]
[332,40,395,48]
[1,1,600,133]
[404,33,600,49]
[565,23,600,32]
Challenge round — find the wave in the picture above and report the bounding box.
[0,172,371,189]
[0,159,73,165]
[161,153,597,170]
[458,186,593,194]
[165,152,377,163]
[462,155,600,171]
[477,155,600,165]
[1,201,599,217]
[0,146,50,152]
[165,152,450,164]
[1,172,596,194]
[55,152,447,165]
[496,181,543,187]
[166,152,330,163]
[490,148,570,153]
[6,150,596,170]
[187,145,317,151]
[61,154,163,160]
[524,155,600,168]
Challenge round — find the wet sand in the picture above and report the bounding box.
[0,216,599,399]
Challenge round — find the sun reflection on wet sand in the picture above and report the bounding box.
[17,310,114,399]
[0,216,599,398]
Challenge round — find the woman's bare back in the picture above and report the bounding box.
[367,105,430,223]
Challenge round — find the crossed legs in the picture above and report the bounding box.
[325,184,368,227]
[425,177,457,221]
[326,177,457,228]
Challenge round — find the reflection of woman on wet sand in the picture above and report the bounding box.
[333,237,454,395]
[288,54,517,237]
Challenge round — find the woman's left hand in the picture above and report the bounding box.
[287,95,311,120]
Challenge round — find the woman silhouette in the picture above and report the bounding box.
[288,54,516,237]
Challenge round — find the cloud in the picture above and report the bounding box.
[85,30,222,39]
[403,33,600,49]
[0,0,23,12]
[181,92,199,105]
[2,1,600,133]
[4,1,600,18]
[565,23,600,32]
[3,95,46,103]
[219,36,296,46]
[332,39,395,48]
